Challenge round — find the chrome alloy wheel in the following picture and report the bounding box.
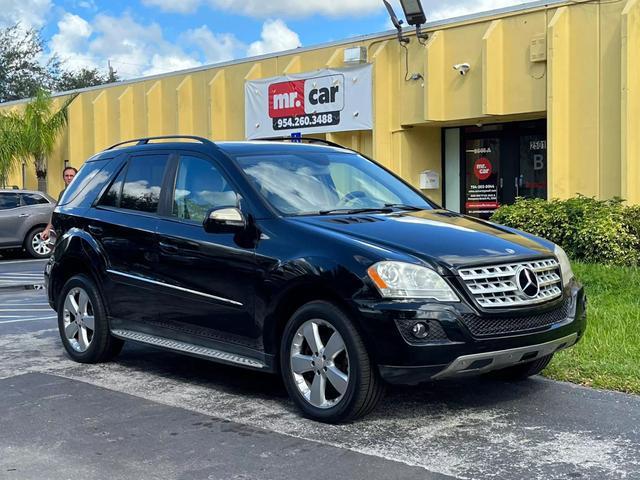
[31,232,52,256]
[290,319,350,409]
[62,287,95,352]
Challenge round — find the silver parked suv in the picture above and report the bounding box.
[0,189,56,258]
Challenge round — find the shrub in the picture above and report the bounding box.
[491,196,640,266]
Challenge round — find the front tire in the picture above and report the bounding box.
[57,274,124,363]
[25,227,52,258]
[280,301,384,423]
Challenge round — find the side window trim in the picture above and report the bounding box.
[157,151,179,217]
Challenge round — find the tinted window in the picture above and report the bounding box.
[235,152,433,215]
[0,193,20,210]
[99,166,126,208]
[172,155,237,223]
[120,155,168,213]
[58,159,110,206]
[20,193,49,206]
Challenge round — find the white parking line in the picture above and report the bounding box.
[0,305,51,313]
[0,304,51,307]
[0,259,48,265]
[0,316,57,324]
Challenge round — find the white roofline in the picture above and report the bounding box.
[0,0,567,108]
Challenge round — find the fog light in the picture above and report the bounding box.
[411,322,429,339]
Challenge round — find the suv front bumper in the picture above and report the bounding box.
[354,281,587,385]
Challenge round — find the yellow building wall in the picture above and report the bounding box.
[2,0,638,204]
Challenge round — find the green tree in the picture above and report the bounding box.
[0,114,21,187]
[0,25,60,103]
[7,89,76,192]
[56,67,119,92]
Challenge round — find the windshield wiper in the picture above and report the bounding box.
[384,203,425,211]
[318,207,394,215]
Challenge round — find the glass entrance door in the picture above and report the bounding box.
[517,134,547,200]
[460,120,547,218]
[464,137,501,218]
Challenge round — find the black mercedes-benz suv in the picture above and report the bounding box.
[45,135,586,423]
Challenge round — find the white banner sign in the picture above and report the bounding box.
[245,64,373,140]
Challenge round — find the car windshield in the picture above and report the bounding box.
[235,151,434,216]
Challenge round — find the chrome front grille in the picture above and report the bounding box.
[458,258,562,308]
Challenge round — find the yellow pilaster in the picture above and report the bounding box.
[547,8,571,199]
[482,20,505,115]
[622,0,640,203]
[370,41,393,168]
[425,31,446,121]
[209,70,228,140]
[146,81,163,136]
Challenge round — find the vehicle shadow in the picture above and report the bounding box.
[112,341,552,419]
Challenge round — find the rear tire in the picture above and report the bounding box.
[488,353,554,381]
[57,274,124,363]
[25,227,52,258]
[280,301,384,423]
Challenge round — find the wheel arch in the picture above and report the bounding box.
[262,278,376,367]
[49,228,109,314]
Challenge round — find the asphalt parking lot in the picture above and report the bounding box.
[1,257,639,479]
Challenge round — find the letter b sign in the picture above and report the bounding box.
[533,154,545,171]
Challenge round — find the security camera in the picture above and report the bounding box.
[453,63,471,76]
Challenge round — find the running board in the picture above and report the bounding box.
[111,329,266,369]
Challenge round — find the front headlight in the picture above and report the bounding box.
[367,261,459,301]
[554,244,574,287]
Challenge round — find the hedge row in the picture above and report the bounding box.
[491,196,640,266]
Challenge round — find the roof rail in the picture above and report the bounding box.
[105,135,216,151]
[260,136,350,151]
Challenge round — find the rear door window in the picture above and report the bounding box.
[0,193,20,210]
[120,154,169,213]
[20,193,50,206]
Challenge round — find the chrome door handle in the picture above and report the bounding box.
[159,241,179,254]
[87,225,103,236]
[18,213,30,217]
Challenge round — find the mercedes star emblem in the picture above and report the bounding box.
[516,266,540,298]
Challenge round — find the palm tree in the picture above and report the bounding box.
[10,89,76,192]
[0,113,21,188]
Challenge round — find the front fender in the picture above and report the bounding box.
[259,255,373,356]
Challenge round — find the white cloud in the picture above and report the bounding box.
[0,0,53,29]
[50,13,94,71]
[181,25,242,64]
[141,0,202,14]
[50,12,207,79]
[50,13,297,81]
[247,19,301,57]
[424,0,526,21]
[140,0,380,17]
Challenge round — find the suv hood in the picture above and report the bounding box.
[292,209,553,269]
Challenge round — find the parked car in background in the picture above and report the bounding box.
[0,189,56,258]
[45,136,586,423]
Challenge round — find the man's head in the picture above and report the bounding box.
[63,167,77,186]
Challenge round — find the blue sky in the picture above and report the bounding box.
[0,0,527,80]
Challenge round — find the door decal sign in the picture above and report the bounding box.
[473,157,492,180]
[245,64,373,139]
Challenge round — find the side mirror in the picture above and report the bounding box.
[203,207,246,234]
